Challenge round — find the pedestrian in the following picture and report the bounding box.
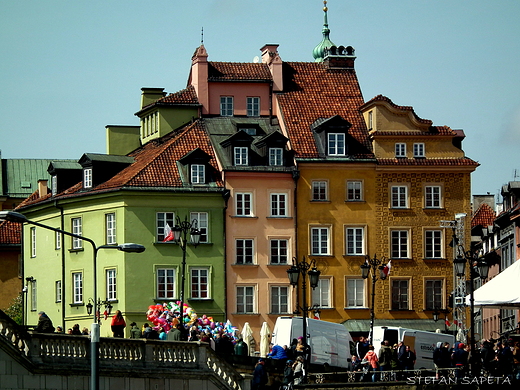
[143,323,159,339]
[167,323,182,341]
[129,322,142,338]
[252,358,268,390]
[36,311,55,333]
[282,359,294,388]
[71,323,82,335]
[234,337,249,356]
[451,342,468,379]
[111,310,126,338]
[362,345,379,382]
[350,355,363,382]
[81,327,89,335]
[378,340,393,371]
[292,356,305,385]
[356,336,369,361]
[55,326,64,334]
[402,345,416,371]
[268,344,289,361]
[433,341,444,379]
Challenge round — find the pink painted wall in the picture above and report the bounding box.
[207,82,271,116]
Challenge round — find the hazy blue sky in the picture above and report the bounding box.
[1,0,519,196]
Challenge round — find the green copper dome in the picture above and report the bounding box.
[313,1,335,62]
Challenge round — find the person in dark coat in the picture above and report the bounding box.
[401,345,416,370]
[452,343,469,379]
[282,359,294,386]
[234,338,248,356]
[252,358,268,390]
[36,311,55,333]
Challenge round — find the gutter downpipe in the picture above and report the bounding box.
[55,200,66,328]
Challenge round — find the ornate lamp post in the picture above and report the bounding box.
[453,249,489,376]
[360,254,388,344]
[170,215,201,322]
[0,211,145,390]
[287,256,321,371]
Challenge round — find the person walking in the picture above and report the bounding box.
[129,322,142,338]
[252,358,268,390]
[362,345,379,382]
[402,345,416,371]
[36,311,55,333]
[292,356,305,385]
[111,310,126,338]
[452,342,468,380]
[281,359,294,388]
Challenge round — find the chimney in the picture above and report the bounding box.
[140,88,166,109]
[323,45,356,70]
[190,45,209,115]
[38,180,48,197]
[261,44,283,92]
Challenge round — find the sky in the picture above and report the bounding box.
[1,0,519,197]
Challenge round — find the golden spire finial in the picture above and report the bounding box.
[323,0,328,12]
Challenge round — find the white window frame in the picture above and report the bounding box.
[236,285,255,314]
[312,180,328,201]
[157,268,176,299]
[220,96,233,116]
[191,267,210,299]
[391,278,410,310]
[106,213,116,245]
[391,185,408,208]
[246,97,260,117]
[30,227,36,258]
[72,272,83,304]
[234,147,248,166]
[269,148,283,166]
[235,239,254,264]
[270,193,288,217]
[83,168,92,188]
[413,143,425,158]
[235,192,253,216]
[191,164,205,184]
[391,229,409,259]
[395,143,406,158]
[347,180,363,201]
[72,217,82,249]
[327,133,345,156]
[425,185,442,208]
[368,110,373,129]
[106,268,116,301]
[55,230,61,250]
[30,280,37,311]
[345,226,365,255]
[269,239,288,264]
[425,279,443,310]
[55,280,62,303]
[51,175,57,196]
[312,277,331,308]
[425,229,443,259]
[346,278,365,308]
[156,212,175,242]
[190,212,208,243]
[270,285,289,314]
[311,226,330,255]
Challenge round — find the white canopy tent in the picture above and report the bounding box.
[466,260,520,308]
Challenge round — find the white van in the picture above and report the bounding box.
[271,316,354,369]
[372,326,455,369]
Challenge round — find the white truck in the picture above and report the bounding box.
[271,316,354,369]
[372,326,455,369]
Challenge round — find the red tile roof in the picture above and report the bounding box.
[472,203,496,227]
[0,220,21,245]
[377,158,479,167]
[277,62,371,158]
[19,120,224,207]
[373,125,457,137]
[140,85,200,112]
[208,62,272,81]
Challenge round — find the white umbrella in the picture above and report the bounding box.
[260,322,271,358]
[241,322,254,356]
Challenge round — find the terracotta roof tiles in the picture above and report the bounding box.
[0,220,21,245]
[208,62,272,81]
[277,62,372,158]
[377,158,479,167]
[472,203,496,228]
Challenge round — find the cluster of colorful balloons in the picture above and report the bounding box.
[145,301,238,339]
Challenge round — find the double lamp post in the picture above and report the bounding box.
[0,210,145,390]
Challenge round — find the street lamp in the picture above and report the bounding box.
[287,256,320,372]
[0,210,145,390]
[170,215,200,322]
[360,254,388,344]
[453,248,489,376]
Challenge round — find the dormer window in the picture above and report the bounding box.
[328,133,345,156]
[413,143,425,158]
[395,143,406,158]
[234,147,248,165]
[83,168,92,188]
[269,148,283,166]
[247,97,260,117]
[220,96,234,116]
[51,175,57,196]
[191,164,205,184]
[241,128,256,136]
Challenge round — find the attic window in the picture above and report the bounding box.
[328,133,345,156]
[413,143,425,158]
[51,175,57,196]
[241,128,256,136]
[191,164,205,184]
[234,147,248,166]
[395,143,406,158]
[83,168,92,188]
[269,148,283,166]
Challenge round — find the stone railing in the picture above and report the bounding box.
[0,311,244,390]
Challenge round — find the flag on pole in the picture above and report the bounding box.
[382,260,392,278]
[163,223,174,242]
[445,319,451,327]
